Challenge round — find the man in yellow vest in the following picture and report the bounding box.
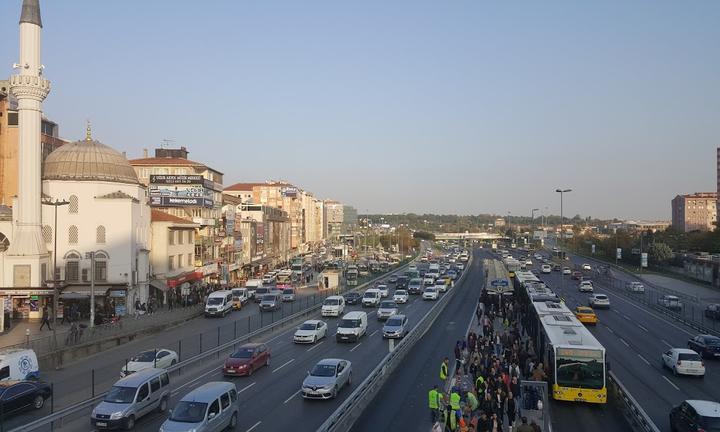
[450,390,461,412]
[440,357,449,382]
[428,385,444,425]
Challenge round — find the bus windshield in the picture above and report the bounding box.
[556,349,604,390]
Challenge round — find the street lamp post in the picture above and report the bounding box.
[85,251,96,327]
[42,199,70,346]
[555,189,572,246]
[531,208,540,226]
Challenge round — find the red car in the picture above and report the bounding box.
[223,343,271,376]
[571,271,583,280]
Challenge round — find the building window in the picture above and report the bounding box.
[69,195,79,213]
[94,260,107,282]
[66,261,79,282]
[177,254,183,268]
[169,255,175,270]
[178,230,184,245]
[188,253,193,267]
[169,230,175,245]
[189,231,194,243]
[96,226,106,244]
[42,225,52,244]
[69,225,78,244]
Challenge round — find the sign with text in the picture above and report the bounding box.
[150,196,214,207]
[641,253,648,268]
[616,248,622,260]
[491,279,509,287]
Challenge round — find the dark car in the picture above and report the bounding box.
[223,343,271,376]
[705,304,720,320]
[688,335,720,359]
[670,400,720,432]
[388,275,398,284]
[254,287,270,303]
[0,380,52,416]
[552,264,561,271]
[571,271,583,280]
[344,292,362,305]
[396,276,409,290]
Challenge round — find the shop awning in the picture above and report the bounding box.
[59,292,90,300]
[167,271,203,288]
[150,280,169,291]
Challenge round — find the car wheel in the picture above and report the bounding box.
[332,385,338,399]
[672,366,678,376]
[157,397,168,413]
[347,372,353,387]
[125,416,135,430]
[170,359,177,366]
[229,412,238,428]
[33,395,44,410]
[248,366,254,376]
[312,336,317,344]
[266,356,271,367]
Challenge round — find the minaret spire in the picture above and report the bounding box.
[19,0,42,28]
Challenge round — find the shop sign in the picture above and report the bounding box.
[109,290,126,298]
[150,175,204,185]
[228,263,240,272]
[150,196,214,208]
[0,290,54,296]
[198,263,218,276]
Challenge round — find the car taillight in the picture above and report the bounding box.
[697,428,705,432]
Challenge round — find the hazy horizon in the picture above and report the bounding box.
[1,0,717,220]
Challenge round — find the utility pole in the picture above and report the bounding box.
[42,199,70,347]
[555,189,572,247]
[85,251,96,327]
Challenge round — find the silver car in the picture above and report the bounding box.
[382,314,408,339]
[301,359,352,400]
[160,382,239,432]
[376,300,399,321]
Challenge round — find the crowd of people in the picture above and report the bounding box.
[429,294,548,432]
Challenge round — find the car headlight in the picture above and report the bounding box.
[110,411,124,420]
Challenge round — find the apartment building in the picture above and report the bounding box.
[672,193,718,232]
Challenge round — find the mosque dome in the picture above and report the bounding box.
[43,133,139,185]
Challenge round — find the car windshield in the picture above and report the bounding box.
[262,295,276,301]
[339,319,360,328]
[300,323,317,330]
[324,299,340,305]
[678,353,701,361]
[256,288,268,294]
[425,288,435,292]
[130,351,155,362]
[363,292,377,298]
[699,416,720,431]
[310,364,337,377]
[104,386,136,404]
[386,317,404,326]
[380,302,396,308]
[595,295,607,300]
[395,290,407,296]
[169,401,208,423]
[706,338,720,346]
[207,297,224,305]
[556,349,604,390]
[283,289,294,294]
[230,347,255,358]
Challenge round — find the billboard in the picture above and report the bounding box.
[281,187,298,197]
[150,175,204,184]
[149,175,214,207]
[150,196,213,207]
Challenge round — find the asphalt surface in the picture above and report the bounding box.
[352,250,484,432]
[509,247,718,432]
[0,270,381,431]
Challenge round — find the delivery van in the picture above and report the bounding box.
[0,348,39,381]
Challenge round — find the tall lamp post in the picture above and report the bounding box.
[85,251,97,327]
[42,198,70,345]
[555,189,572,246]
[531,208,539,226]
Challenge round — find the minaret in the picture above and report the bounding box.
[6,0,50,286]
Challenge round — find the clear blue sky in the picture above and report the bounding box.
[1,0,718,220]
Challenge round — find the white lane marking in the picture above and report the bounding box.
[619,338,630,347]
[662,376,680,391]
[272,358,295,373]
[238,382,256,394]
[246,421,262,432]
[171,364,222,395]
[307,341,324,352]
[661,339,673,348]
[283,389,301,404]
[350,342,363,352]
[367,311,376,317]
[637,324,649,332]
[637,354,650,365]
[605,326,615,334]
[622,314,632,321]
[370,329,379,337]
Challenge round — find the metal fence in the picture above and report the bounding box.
[5,258,416,432]
[607,371,660,432]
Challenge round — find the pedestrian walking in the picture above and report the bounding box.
[39,305,52,331]
[440,357,449,383]
[507,392,517,431]
[428,385,443,425]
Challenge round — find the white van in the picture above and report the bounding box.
[362,289,381,308]
[321,296,345,317]
[262,273,277,286]
[244,279,263,299]
[205,290,233,317]
[0,348,39,381]
[336,311,367,343]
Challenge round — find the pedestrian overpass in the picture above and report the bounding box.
[434,232,505,240]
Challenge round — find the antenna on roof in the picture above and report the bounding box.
[161,138,174,148]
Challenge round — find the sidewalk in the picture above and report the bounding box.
[637,273,720,302]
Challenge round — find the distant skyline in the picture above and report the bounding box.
[1,0,717,220]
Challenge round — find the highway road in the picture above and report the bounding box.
[0,270,375,430]
[511,248,719,432]
[353,249,485,432]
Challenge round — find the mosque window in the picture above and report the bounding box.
[42,225,52,243]
[69,195,79,213]
[69,225,78,244]
[96,226,106,244]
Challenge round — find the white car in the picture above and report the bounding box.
[661,348,705,377]
[321,296,345,317]
[121,349,178,377]
[562,267,572,275]
[377,301,399,320]
[434,281,448,293]
[625,281,645,293]
[393,289,409,304]
[423,277,435,287]
[376,284,389,298]
[294,320,328,344]
[525,259,533,266]
[582,263,592,271]
[588,294,610,308]
[579,281,594,293]
[541,265,552,274]
[422,287,439,301]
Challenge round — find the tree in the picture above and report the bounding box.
[413,231,435,241]
[648,242,672,265]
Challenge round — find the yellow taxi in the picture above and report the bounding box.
[575,306,598,325]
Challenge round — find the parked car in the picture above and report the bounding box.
[687,335,720,359]
[223,343,270,377]
[0,380,52,416]
[343,292,362,305]
[588,294,610,308]
[704,304,720,320]
[376,301,399,321]
[661,348,705,377]
[160,382,239,432]
[382,314,408,339]
[121,349,178,377]
[659,295,683,312]
[294,320,328,344]
[301,359,352,400]
[669,400,720,432]
[578,281,594,293]
[625,281,645,294]
[393,289,409,304]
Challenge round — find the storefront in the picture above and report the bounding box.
[59,285,128,320]
[166,271,203,306]
[0,289,55,321]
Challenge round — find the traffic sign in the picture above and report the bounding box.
[491,279,509,287]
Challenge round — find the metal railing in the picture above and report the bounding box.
[317,253,473,432]
[9,258,416,432]
[608,371,660,432]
